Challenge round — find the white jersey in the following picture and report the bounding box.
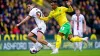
[29,8,46,27]
[71,14,85,37]
[29,8,46,35]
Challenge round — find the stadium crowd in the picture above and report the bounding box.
[0,0,100,40]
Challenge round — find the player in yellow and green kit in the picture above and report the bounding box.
[39,0,88,54]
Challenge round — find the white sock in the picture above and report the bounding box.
[79,42,82,51]
[74,42,77,51]
[47,43,54,49]
[47,43,52,47]
[55,48,58,51]
[35,42,42,47]
[34,42,43,51]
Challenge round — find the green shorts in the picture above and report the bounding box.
[59,22,72,38]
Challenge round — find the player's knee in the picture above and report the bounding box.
[68,34,73,41]
[27,32,35,39]
[27,34,31,39]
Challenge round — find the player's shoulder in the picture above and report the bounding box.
[30,8,40,12]
[80,14,83,16]
[80,14,84,17]
[72,14,76,17]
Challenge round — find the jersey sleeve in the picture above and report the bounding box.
[47,11,53,19]
[82,15,85,21]
[71,15,74,21]
[40,11,53,22]
[29,10,34,17]
[62,7,68,12]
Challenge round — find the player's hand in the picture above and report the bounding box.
[83,28,86,33]
[16,24,20,27]
[66,0,72,6]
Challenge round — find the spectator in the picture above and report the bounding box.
[12,25,20,34]
[0,0,100,39]
[90,28,97,40]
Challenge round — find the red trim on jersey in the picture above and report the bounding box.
[77,16,79,30]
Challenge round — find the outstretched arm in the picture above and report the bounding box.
[39,11,53,22]
[66,1,73,12]
[63,1,73,12]
[16,16,31,26]
[40,17,49,22]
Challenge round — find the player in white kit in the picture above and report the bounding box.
[71,9,86,51]
[16,2,55,52]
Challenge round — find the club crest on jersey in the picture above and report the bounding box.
[36,11,42,17]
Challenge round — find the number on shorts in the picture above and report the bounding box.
[61,27,65,30]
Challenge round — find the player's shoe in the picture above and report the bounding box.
[35,42,43,51]
[49,44,55,52]
[51,48,59,54]
[36,45,43,51]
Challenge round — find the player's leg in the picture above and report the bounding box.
[52,22,70,54]
[69,35,88,42]
[30,27,43,51]
[37,31,48,45]
[78,31,83,51]
[51,32,63,54]
[54,34,62,50]
[36,25,55,52]
[79,42,82,51]
[73,29,79,51]
[62,22,88,43]
[27,32,37,43]
[74,42,78,51]
[28,31,43,51]
[68,30,88,42]
[37,31,55,52]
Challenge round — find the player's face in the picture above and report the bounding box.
[51,3,57,9]
[76,10,80,15]
[27,4,33,11]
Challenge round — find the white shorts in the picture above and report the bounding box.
[73,29,83,37]
[31,25,46,36]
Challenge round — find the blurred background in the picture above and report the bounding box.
[0,0,100,51]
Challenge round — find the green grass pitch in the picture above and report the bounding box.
[0,49,100,56]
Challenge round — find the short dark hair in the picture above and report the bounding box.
[51,0,57,4]
[26,1,33,5]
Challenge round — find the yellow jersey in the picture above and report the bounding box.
[40,6,73,27]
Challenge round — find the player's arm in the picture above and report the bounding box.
[17,10,33,27]
[70,15,74,28]
[83,18,86,32]
[70,15,74,32]
[39,11,53,22]
[16,16,31,26]
[67,5,73,12]
[63,1,73,12]
[82,15,86,32]
[67,0,73,12]
[40,17,49,22]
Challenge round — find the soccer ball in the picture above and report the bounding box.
[30,47,38,54]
